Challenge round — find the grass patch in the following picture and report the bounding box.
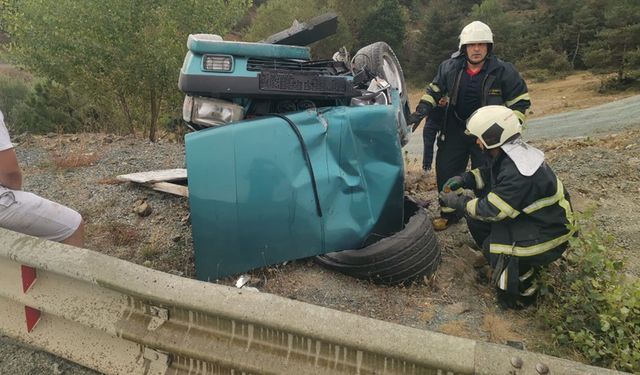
[538,217,640,373]
[52,152,100,169]
[106,222,141,247]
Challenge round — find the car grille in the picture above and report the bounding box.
[247,58,335,74]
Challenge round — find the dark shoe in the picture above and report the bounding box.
[496,290,537,310]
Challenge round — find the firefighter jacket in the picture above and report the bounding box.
[418,54,531,129]
[459,152,575,259]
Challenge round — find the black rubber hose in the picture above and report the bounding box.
[269,113,323,218]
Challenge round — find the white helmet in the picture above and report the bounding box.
[459,21,493,50]
[466,105,521,149]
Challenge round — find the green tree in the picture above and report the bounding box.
[467,0,526,64]
[358,0,408,53]
[410,0,465,85]
[6,0,250,140]
[583,0,640,82]
[0,74,30,126]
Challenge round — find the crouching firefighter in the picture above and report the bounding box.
[439,105,576,309]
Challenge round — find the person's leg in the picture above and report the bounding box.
[435,136,470,191]
[0,189,84,247]
[465,217,491,252]
[435,130,472,222]
[61,219,85,247]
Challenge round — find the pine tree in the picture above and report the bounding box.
[358,0,408,53]
[583,0,640,82]
[411,0,465,85]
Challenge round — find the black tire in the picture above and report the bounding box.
[352,41,411,145]
[315,198,441,285]
[352,42,409,106]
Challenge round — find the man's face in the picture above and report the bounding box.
[465,43,488,65]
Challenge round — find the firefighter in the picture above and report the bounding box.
[409,21,531,229]
[438,105,576,309]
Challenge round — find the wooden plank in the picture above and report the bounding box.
[151,182,189,197]
[116,169,186,184]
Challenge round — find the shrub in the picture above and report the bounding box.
[0,74,30,125]
[518,48,572,81]
[10,80,105,134]
[538,220,640,373]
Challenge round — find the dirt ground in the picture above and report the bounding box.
[2,72,640,372]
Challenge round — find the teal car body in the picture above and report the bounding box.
[179,19,410,280]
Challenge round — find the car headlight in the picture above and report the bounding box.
[183,95,245,127]
[202,54,233,72]
[182,95,194,122]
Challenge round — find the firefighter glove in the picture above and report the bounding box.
[443,176,465,192]
[408,102,430,130]
[439,191,471,213]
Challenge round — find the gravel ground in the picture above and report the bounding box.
[2,124,639,373]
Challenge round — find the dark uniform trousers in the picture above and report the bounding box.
[466,217,568,309]
[435,120,489,221]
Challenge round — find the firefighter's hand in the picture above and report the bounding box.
[408,112,424,131]
[439,191,470,213]
[443,176,465,192]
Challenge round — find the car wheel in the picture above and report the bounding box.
[315,197,441,285]
[352,42,408,106]
[352,41,411,145]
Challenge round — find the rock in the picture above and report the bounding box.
[143,260,152,267]
[446,302,471,315]
[133,200,152,217]
[168,269,184,277]
[172,234,182,242]
[463,245,487,268]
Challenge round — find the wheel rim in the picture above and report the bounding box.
[382,55,404,96]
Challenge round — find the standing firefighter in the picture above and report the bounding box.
[439,106,576,309]
[409,21,531,229]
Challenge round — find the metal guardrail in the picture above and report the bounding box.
[0,228,627,375]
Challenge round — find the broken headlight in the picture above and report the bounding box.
[183,96,245,127]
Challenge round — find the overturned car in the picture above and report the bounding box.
[179,13,440,284]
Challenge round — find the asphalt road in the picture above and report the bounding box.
[404,94,640,157]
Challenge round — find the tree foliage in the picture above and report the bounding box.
[358,0,408,54]
[3,0,640,138]
[409,0,467,85]
[6,0,250,139]
[583,0,640,81]
[539,220,640,373]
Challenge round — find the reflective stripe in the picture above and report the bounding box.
[498,269,508,291]
[428,83,441,93]
[523,178,563,214]
[467,199,507,222]
[505,92,531,107]
[470,169,484,190]
[466,198,478,217]
[513,110,526,123]
[488,192,520,219]
[489,176,576,257]
[519,268,535,282]
[490,229,575,257]
[441,206,456,213]
[421,94,436,107]
[521,284,538,296]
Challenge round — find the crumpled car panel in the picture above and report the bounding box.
[186,91,405,280]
